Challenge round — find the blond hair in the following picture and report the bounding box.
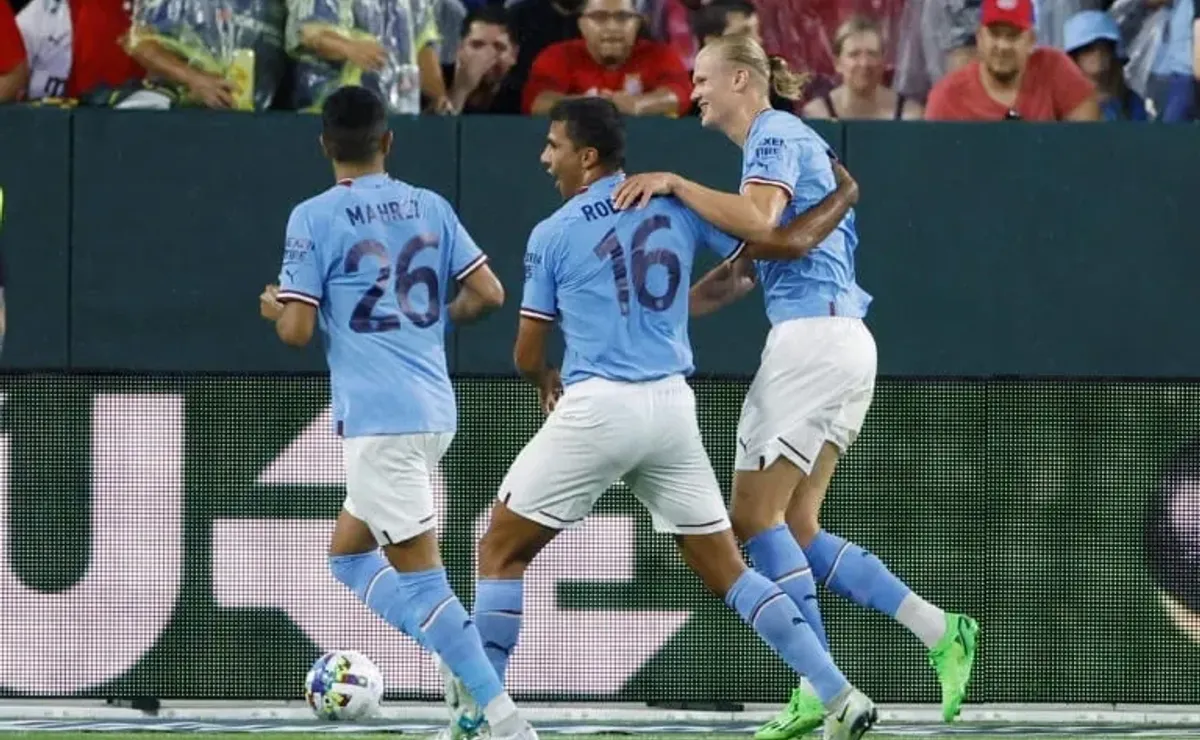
[832,15,884,57]
[706,33,810,101]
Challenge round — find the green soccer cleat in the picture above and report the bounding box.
[755,684,827,740]
[928,612,979,723]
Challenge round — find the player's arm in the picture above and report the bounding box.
[744,160,858,261]
[262,208,324,347]
[514,225,563,412]
[445,200,505,324]
[448,263,504,324]
[689,255,755,317]
[415,6,450,112]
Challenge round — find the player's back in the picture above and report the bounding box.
[742,110,871,323]
[287,174,473,436]
[522,173,743,386]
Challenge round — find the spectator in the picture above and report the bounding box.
[894,0,981,103]
[523,0,691,115]
[126,0,286,111]
[285,0,449,115]
[0,0,28,102]
[925,0,1101,121]
[436,0,468,73]
[803,15,923,120]
[1147,0,1196,121]
[647,0,701,69]
[1064,9,1149,120]
[1033,0,1106,51]
[505,0,582,103]
[758,0,907,104]
[690,0,792,111]
[445,4,522,113]
[16,0,144,102]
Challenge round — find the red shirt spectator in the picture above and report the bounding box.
[16,0,143,100]
[0,0,28,102]
[926,47,1096,121]
[523,37,692,116]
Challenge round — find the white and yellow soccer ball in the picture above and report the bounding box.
[304,650,385,721]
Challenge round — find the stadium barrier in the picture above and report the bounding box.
[1,373,1197,705]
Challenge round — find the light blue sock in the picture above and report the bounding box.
[746,524,829,651]
[725,569,849,707]
[473,578,523,683]
[803,530,911,617]
[328,551,431,650]
[392,568,508,710]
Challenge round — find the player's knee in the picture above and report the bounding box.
[785,510,821,548]
[676,531,747,598]
[477,528,536,579]
[729,503,781,544]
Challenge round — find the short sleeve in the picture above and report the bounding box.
[519,223,558,321]
[1045,48,1096,119]
[791,139,837,209]
[439,198,488,281]
[415,0,441,50]
[741,132,801,200]
[693,213,745,263]
[277,206,324,307]
[0,1,27,74]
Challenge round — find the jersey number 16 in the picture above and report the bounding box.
[593,214,683,316]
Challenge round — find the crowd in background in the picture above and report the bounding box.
[0,0,1197,122]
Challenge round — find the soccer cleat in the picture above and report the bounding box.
[928,612,979,723]
[755,684,827,740]
[434,654,488,740]
[822,688,877,740]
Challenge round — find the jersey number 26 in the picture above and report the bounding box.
[344,236,440,333]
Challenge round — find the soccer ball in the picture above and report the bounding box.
[304,650,385,720]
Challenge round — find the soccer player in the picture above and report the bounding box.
[257,85,536,740]
[612,34,980,740]
[448,96,875,740]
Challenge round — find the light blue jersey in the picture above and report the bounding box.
[742,110,872,325]
[276,173,488,437]
[521,173,744,386]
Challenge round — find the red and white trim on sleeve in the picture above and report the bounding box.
[276,291,320,307]
[519,307,556,322]
[740,177,795,200]
[455,254,489,282]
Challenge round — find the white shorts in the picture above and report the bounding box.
[735,317,877,474]
[500,375,731,535]
[342,432,454,545]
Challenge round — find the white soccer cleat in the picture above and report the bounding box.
[822,688,877,740]
[434,653,487,740]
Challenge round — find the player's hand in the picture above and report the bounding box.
[190,74,237,109]
[612,172,678,210]
[259,284,284,321]
[832,160,859,206]
[537,368,563,415]
[346,38,388,72]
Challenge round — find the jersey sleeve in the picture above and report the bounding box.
[519,222,559,322]
[0,1,27,75]
[791,138,838,209]
[741,129,801,200]
[441,197,488,282]
[277,205,324,307]
[692,211,745,263]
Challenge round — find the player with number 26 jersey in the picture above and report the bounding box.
[278,175,488,437]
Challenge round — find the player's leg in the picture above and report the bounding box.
[626,386,873,740]
[333,433,534,740]
[788,441,979,723]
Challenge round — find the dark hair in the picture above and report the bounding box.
[548,97,625,170]
[459,4,515,41]
[690,0,756,44]
[321,86,388,164]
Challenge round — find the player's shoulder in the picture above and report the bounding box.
[527,210,570,252]
[289,184,350,222]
